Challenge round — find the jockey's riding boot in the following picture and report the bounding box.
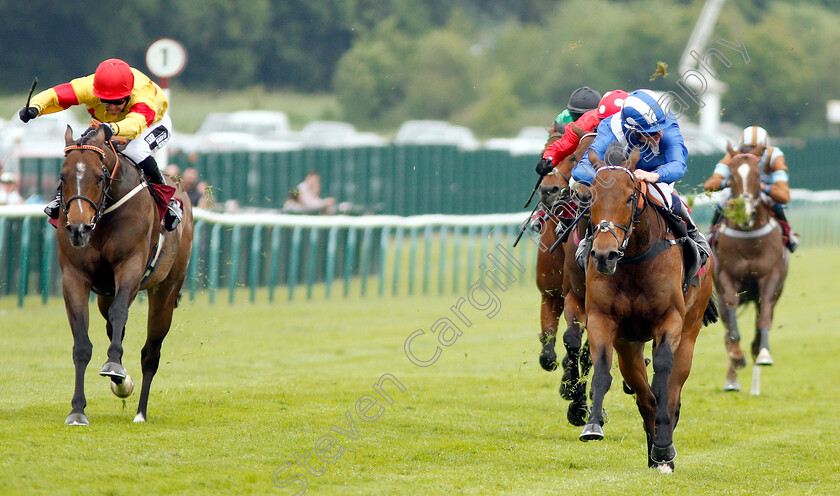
[771,203,799,252]
[676,203,710,268]
[138,156,182,231]
[44,184,62,219]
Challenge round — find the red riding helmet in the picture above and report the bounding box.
[596,90,628,119]
[92,59,135,100]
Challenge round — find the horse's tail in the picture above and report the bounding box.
[702,290,719,326]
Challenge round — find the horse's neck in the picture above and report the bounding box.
[625,202,661,255]
[109,154,145,200]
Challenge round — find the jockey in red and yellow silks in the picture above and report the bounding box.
[20,58,182,231]
[29,66,168,140]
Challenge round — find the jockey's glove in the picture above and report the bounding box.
[19,106,39,123]
[536,158,554,176]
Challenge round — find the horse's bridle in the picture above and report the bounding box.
[61,142,119,229]
[727,154,762,228]
[590,166,644,259]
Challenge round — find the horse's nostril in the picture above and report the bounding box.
[607,251,620,262]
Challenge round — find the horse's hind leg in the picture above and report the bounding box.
[135,279,183,423]
[63,275,93,425]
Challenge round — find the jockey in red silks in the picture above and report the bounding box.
[536,90,628,176]
[20,58,182,231]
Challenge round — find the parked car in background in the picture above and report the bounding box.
[295,121,388,148]
[171,110,300,154]
[393,120,480,150]
[1,112,85,170]
[679,121,729,156]
[484,126,549,155]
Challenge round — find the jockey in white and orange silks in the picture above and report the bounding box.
[704,125,798,252]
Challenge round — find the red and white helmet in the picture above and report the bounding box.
[596,90,627,119]
[93,59,135,100]
[738,125,769,148]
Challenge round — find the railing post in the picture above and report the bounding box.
[18,217,32,307]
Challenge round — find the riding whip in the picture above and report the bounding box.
[25,77,38,108]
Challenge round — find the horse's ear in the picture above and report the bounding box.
[587,148,602,168]
[751,144,766,157]
[726,141,737,157]
[572,124,586,139]
[89,126,107,147]
[65,125,74,146]
[628,147,641,171]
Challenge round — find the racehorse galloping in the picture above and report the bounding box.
[713,143,788,392]
[578,148,717,472]
[535,130,594,426]
[58,126,193,425]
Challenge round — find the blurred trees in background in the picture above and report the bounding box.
[2,0,840,136]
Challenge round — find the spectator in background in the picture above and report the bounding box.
[296,171,336,214]
[166,164,181,179]
[181,167,208,207]
[0,172,24,205]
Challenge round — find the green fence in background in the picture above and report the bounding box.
[18,138,840,216]
[1,198,839,307]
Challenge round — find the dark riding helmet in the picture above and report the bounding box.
[567,86,602,114]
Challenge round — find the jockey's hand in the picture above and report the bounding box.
[18,106,39,123]
[536,158,554,176]
[634,169,660,183]
[83,122,114,141]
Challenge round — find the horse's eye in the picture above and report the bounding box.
[97,176,105,183]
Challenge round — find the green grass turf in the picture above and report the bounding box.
[0,246,838,495]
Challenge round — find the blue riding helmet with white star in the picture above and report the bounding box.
[621,89,667,134]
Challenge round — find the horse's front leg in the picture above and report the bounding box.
[99,258,145,380]
[561,292,588,426]
[753,270,785,366]
[649,312,683,465]
[579,311,616,441]
[717,272,745,388]
[62,270,93,425]
[538,288,564,372]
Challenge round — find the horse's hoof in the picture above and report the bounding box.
[567,402,588,427]
[99,361,126,380]
[650,443,677,464]
[579,423,604,442]
[723,378,741,391]
[657,463,674,474]
[756,348,774,366]
[133,413,147,423]
[65,412,89,426]
[539,353,557,372]
[110,374,134,398]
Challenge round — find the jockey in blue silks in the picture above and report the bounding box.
[571,88,710,268]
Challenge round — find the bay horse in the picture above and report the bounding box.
[713,143,788,392]
[58,125,193,425]
[578,146,717,472]
[535,128,594,426]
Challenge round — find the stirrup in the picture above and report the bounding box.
[164,199,182,231]
[786,233,799,252]
[44,198,60,219]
